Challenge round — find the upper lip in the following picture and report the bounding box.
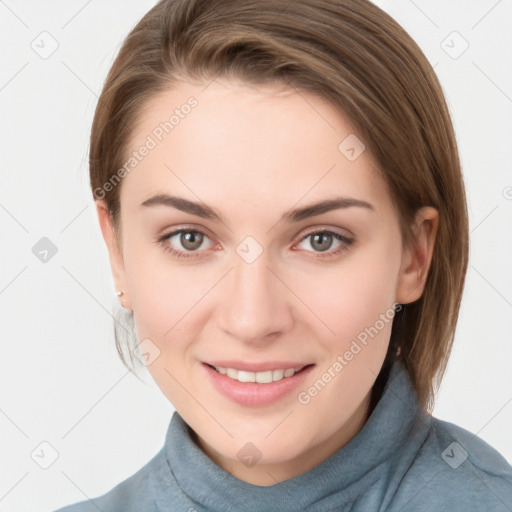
[203,361,314,372]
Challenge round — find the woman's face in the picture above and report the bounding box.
[98,78,433,485]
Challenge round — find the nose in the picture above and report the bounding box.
[216,246,294,344]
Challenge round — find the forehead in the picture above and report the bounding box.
[119,79,390,218]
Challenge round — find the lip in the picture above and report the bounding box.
[202,362,316,407]
[203,360,312,372]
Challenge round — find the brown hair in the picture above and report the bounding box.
[90,0,469,413]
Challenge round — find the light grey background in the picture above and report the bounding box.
[0,1,510,510]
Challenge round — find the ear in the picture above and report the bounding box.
[396,206,439,304]
[96,200,132,311]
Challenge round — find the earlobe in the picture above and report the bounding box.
[95,200,132,310]
[395,206,439,304]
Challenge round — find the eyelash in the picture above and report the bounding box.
[156,227,354,261]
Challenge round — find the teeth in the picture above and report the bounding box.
[214,365,304,383]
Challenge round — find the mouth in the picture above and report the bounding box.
[202,362,316,407]
[205,363,314,384]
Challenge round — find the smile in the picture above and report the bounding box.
[202,362,316,407]
[209,364,308,383]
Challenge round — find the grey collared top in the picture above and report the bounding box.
[55,359,512,511]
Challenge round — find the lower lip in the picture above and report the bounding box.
[202,363,315,407]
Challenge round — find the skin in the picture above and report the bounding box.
[96,78,438,486]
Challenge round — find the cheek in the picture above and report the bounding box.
[292,240,401,346]
[125,220,402,345]
[126,254,212,407]
[124,235,213,345]
[291,248,401,421]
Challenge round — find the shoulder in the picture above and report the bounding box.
[54,448,168,512]
[388,415,512,511]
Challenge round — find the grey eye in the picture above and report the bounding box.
[179,231,204,251]
[309,232,334,252]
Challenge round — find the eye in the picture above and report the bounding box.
[295,229,354,258]
[156,227,354,261]
[156,228,215,259]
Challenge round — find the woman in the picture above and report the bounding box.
[56,0,512,510]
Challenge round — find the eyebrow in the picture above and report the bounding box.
[140,193,374,223]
